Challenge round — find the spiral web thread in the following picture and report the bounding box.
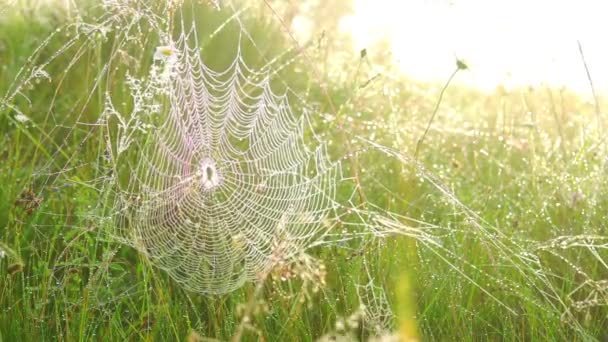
[2,0,607,335]
[108,23,340,294]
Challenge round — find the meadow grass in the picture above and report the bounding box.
[1,2,607,341]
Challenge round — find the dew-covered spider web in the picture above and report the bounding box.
[108,23,343,294]
[2,0,607,338]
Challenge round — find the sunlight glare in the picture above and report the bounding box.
[342,0,608,95]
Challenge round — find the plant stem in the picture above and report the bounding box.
[415,67,460,159]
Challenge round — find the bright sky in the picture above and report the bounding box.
[341,0,608,95]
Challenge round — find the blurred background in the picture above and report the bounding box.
[281,0,608,98]
[8,0,608,96]
[342,0,608,95]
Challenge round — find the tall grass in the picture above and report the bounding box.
[1,1,607,341]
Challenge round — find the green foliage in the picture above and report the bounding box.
[1,2,607,341]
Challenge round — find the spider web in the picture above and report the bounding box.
[106,21,341,294]
[356,264,395,336]
[2,0,607,337]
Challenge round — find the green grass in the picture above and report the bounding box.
[1,2,608,341]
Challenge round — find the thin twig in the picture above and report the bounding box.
[415,66,461,159]
[577,40,602,130]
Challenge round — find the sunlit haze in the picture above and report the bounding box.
[342,0,608,95]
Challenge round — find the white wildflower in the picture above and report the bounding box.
[14,114,30,123]
[153,45,179,82]
[335,319,345,332]
[154,45,178,65]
